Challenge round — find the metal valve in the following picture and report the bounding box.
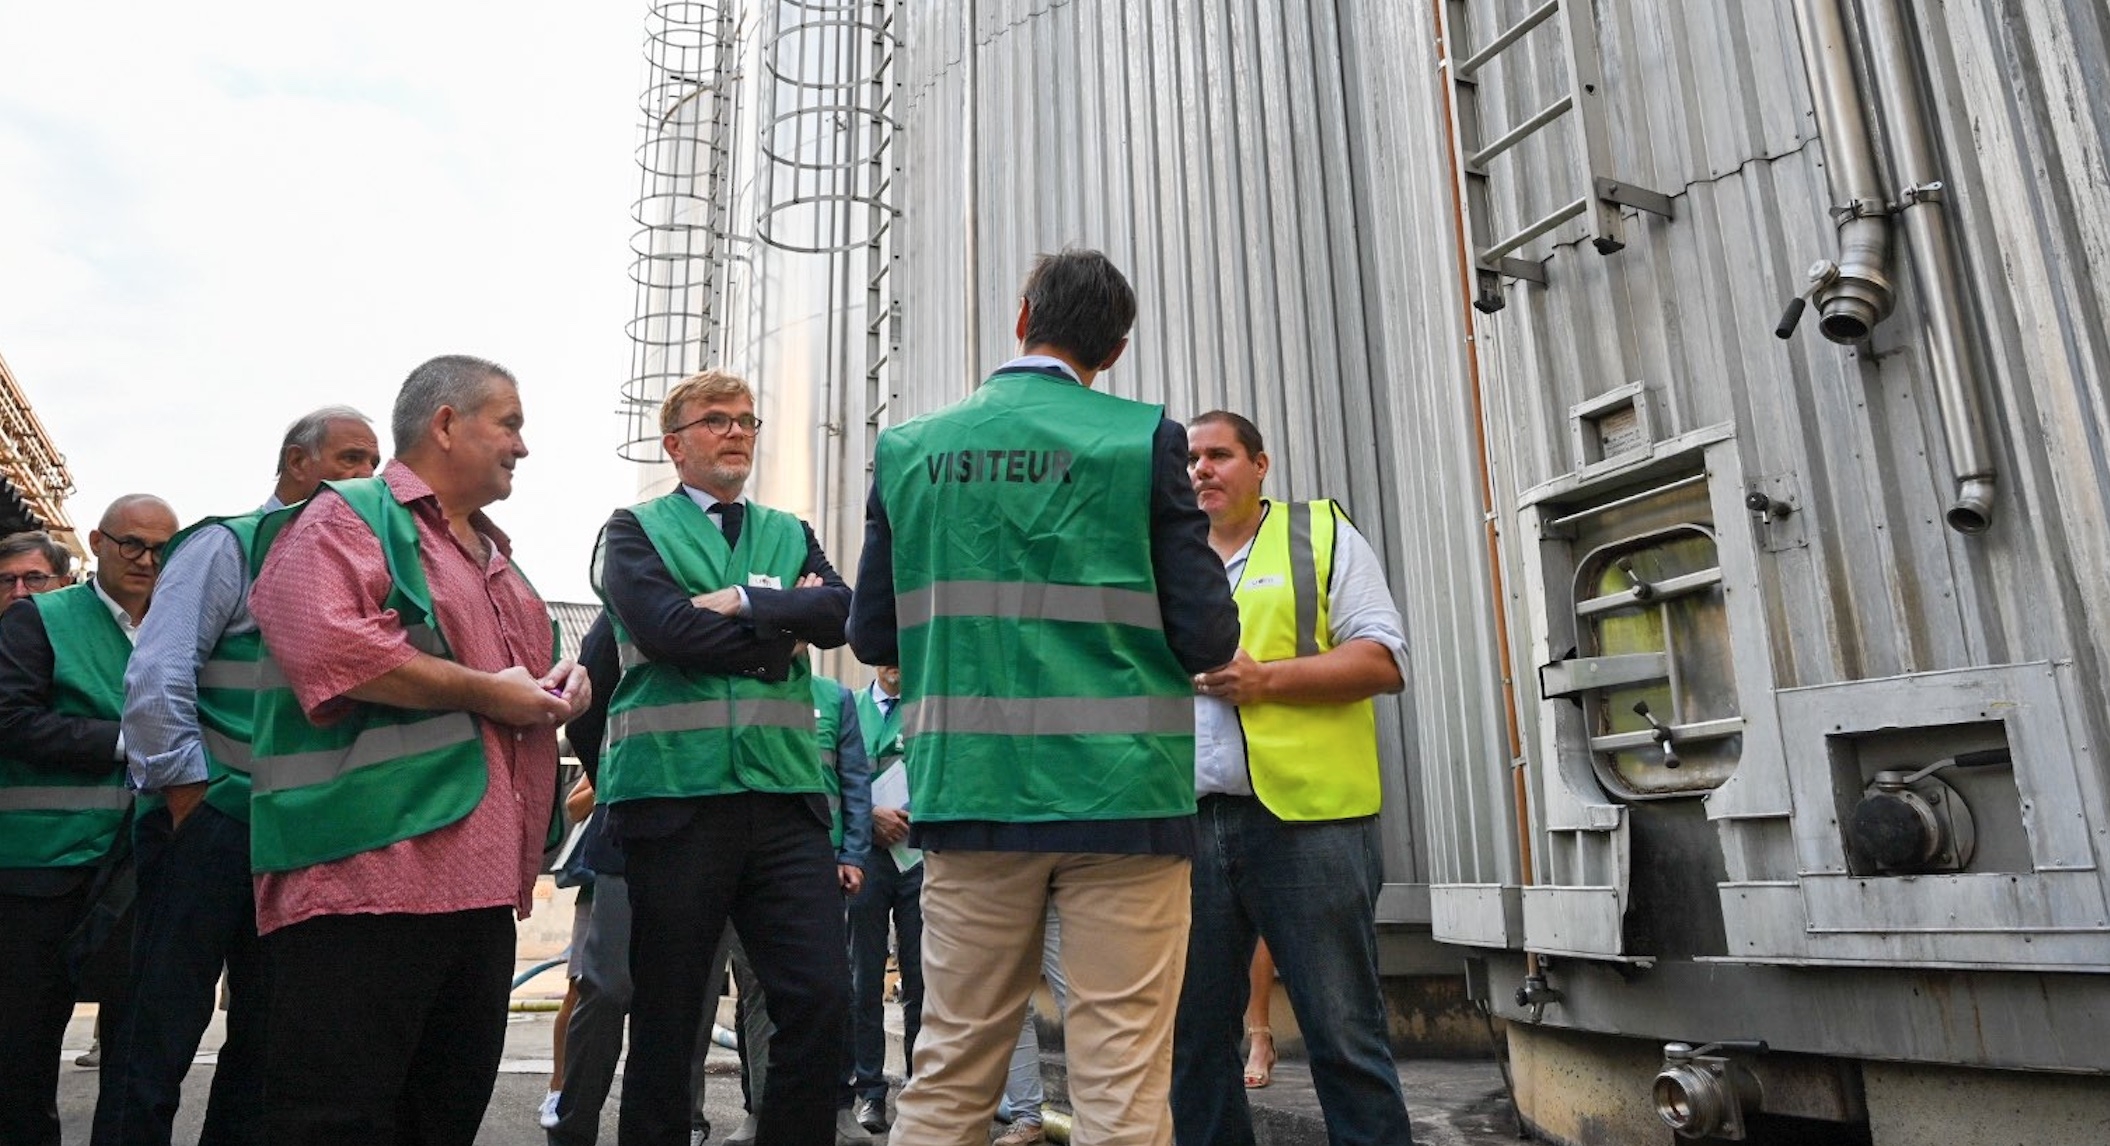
[1632,700,1680,768]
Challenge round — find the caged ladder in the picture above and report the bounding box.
[1440,0,1674,314]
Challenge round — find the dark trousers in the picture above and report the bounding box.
[846,849,922,1100]
[617,792,848,1146]
[1171,796,1415,1146]
[263,907,514,1146]
[550,874,727,1146]
[0,883,90,1146]
[93,803,270,1146]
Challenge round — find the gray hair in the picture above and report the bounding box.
[0,530,71,578]
[277,405,374,476]
[391,355,516,455]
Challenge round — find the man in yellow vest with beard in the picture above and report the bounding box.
[1172,411,1417,1146]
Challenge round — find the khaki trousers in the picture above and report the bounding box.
[890,851,1192,1146]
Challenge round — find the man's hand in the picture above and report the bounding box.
[540,658,593,721]
[483,665,573,728]
[690,587,744,616]
[1193,648,1271,706]
[794,572,823,590]
[163,781,208,829]
[871,805,910,848]
[839,863,864,896]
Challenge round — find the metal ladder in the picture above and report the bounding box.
[1440,0,1674,313]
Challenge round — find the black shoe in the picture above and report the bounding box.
[854,1095,889,1134]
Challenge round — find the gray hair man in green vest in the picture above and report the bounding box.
[246,354,588,1146]
[847,248,1241,1146]
[96,406,379,1146]
[591,367,855,1146]
[0,492,179,1146]
[1171,411,1415,1146]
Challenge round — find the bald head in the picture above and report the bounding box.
[90,494,179,622]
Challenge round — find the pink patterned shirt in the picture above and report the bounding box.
[248,460,558,935]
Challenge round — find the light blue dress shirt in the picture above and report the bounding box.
[123,496,283,792]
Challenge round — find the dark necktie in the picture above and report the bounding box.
[714,501,744,549]
[880,696,896,719]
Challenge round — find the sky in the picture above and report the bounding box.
[0,1,653,602]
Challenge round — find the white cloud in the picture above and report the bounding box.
[0,1,654,605]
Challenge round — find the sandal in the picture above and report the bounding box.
[1244,1026,1276,1089]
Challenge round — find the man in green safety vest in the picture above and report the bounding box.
[0,493,179,1146]
[1171,411,1415,1146]
[246,355,590,1146]
[592,368,855,1146]
[97,406,379,1146]
[848,248,1240,1146]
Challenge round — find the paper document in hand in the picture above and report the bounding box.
[870,762,922,871]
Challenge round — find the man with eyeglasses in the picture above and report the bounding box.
[0,494,179,1146]
[92,407,380,1146]
[0,531,74,601]
[592,368,853,1146]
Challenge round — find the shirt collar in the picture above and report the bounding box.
[383,459,514,557]
[91,578,141,642]
[682,485,748,513]
[867,680,898,707]
[997,354,1083,384]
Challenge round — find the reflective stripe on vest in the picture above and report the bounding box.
[606,698,816,744]
[1235,499,1383,821]
[0,785,136,812]
[897,582,1164,630]
[249,712,480,794]
[904,694,1195,738]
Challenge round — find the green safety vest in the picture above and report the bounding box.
[874,370,1196,824]
[813,673,846,847]
[0,583,136,868]
[595,493,822,804]
[246,478,495,872]
[154,512,272,823]
[1234,499,1382,821]
[854,686,904,774]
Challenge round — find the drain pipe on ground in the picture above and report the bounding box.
[1860,0,1999,532]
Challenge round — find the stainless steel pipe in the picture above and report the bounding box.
[1860,0,1999,532]
[1789,0,1893,342]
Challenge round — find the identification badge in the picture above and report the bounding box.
[748,573,783,590]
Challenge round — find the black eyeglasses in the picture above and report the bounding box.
[0,572,55,591]
[668,412,764,437]
[108,535,169,562]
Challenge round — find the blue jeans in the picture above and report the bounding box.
[1171,796,1414,1146]
[93,802,269,1146]
[847,850,923,1101]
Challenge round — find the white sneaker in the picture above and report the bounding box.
[537,1090,562,1129]
[725,1113,760,1146]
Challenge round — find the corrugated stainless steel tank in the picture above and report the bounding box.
[866,0,2110,1141]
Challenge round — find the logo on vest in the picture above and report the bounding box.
[748,573,783,590]
[922,449,1074,485]
[1244,574,1286,589]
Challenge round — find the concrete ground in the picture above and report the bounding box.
[54,1000,1519,1145]
[54,886,1520,1146]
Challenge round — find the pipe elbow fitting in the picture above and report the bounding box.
[1948,476,1996,534]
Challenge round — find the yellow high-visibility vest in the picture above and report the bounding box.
[1234,499,1382,821]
